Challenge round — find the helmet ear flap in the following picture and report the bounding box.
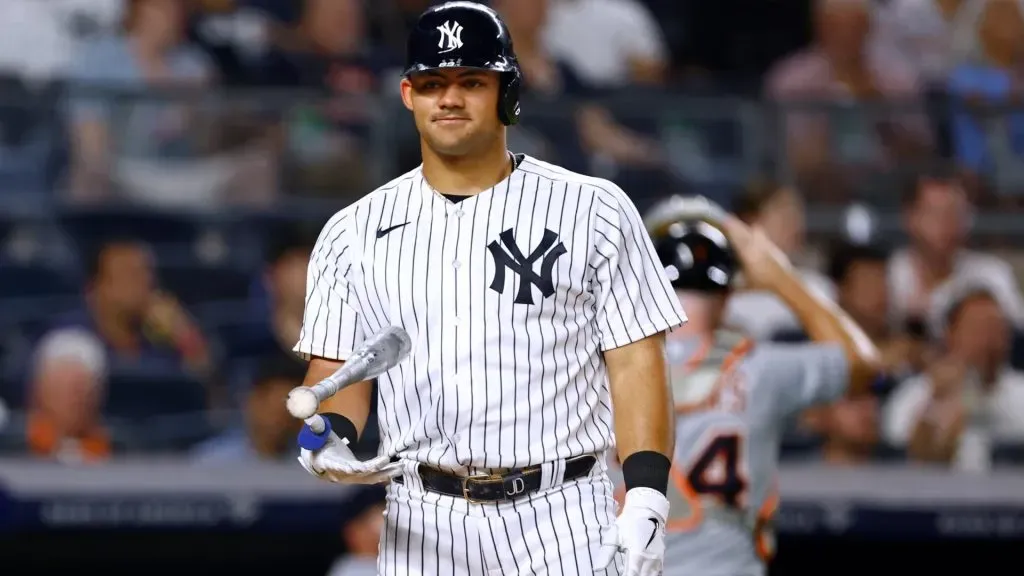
[498,69,521,126]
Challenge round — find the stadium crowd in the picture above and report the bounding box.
[2,0,1024,569]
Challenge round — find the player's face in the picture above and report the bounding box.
[401,69,504,157]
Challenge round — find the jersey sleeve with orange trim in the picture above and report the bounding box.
[742,342,850,421]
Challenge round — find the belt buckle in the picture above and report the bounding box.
[462,472,502,504]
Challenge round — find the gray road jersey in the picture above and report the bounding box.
[661,330,850,576]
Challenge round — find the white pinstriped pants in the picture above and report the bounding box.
[378,459,624,575]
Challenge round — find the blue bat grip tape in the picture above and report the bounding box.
[297,417,332,451]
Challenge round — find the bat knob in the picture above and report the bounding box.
[286,387,320,419]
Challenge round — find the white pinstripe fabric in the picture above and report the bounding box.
[295,154,686,575]
[295,155,686,473]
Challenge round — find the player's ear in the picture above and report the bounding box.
[400,78,414,112]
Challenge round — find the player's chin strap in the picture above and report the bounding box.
[671,329,753,410]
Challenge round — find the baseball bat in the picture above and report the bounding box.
[286,326,412,437]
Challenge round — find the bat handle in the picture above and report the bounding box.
[297,413,346,451]
[305,414,327,434]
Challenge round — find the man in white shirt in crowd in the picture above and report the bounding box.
[542,0,669,87]
[871,0,971,87]
[883,283,1024,471]
[887,172,1024,332]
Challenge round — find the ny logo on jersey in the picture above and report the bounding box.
[436,20,464,54]
[487,228,567,305]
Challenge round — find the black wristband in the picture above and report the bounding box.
[323,413,359,444]
[622,451,672,495]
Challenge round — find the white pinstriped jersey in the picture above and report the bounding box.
[295,154,687,472]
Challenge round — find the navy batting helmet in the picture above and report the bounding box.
[403,1,522,126]
[655,220,737,293]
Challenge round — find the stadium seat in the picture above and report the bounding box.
[59,208,203,254]
[121,411,220,454]
[103,364,208,420]
[1010,330,1024,371]
[0,263,80,299]
[158,263,256,308]
[993,442,1024,466]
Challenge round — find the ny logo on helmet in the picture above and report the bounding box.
[437,20,464,54]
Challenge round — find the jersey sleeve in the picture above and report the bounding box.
[744,343,851,420]
[591,186,688,351]
[293,213,365,361]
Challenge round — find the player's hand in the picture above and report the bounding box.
[719,216,793,291]
[298,429,403,485]
[615,487,669,576]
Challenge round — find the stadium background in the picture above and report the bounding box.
[0,0,1022,573]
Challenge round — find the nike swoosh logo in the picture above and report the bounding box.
[646,517,659,549]
[376,222,410,238]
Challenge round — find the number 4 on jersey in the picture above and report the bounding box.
[686,434,747,508]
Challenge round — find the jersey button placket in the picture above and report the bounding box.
[452,206,464,274]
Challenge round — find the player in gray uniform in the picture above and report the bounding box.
[641,198,882,576]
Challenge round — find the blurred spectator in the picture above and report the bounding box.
[66,0,276,209]
[260,225,315,356]
[796,241,899,465]
[67,0,212,201]
[883,286,1024,470]
[542,0,669,87]
[829,241,928,378]
[765,0,931,197]
[23,328,113,463]
[326,486,387,576]
[257,0,400,199]
[192,351,303,462]
[0,0,123,81]
[830,242,890,342]
[46,239,214,381]
[222,224,315,391]
[723,181,836,340]
[493,0,662,172]
[888,174,1024,332]
[189,0,276,85]
[800,395,880,464]
[872,0,970,86]
[947,0,1024,195]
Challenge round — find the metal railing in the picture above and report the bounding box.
[0,85,1016,208]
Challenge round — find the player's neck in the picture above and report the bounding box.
[676,292,726,335]
[421,140,513,196]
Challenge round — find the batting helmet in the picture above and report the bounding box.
[403,1,522,126]
[655,220,737,293]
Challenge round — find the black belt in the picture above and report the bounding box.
[395,455,597,503]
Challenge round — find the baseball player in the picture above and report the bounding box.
[639,198,882,576]
[292,3,686,575]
